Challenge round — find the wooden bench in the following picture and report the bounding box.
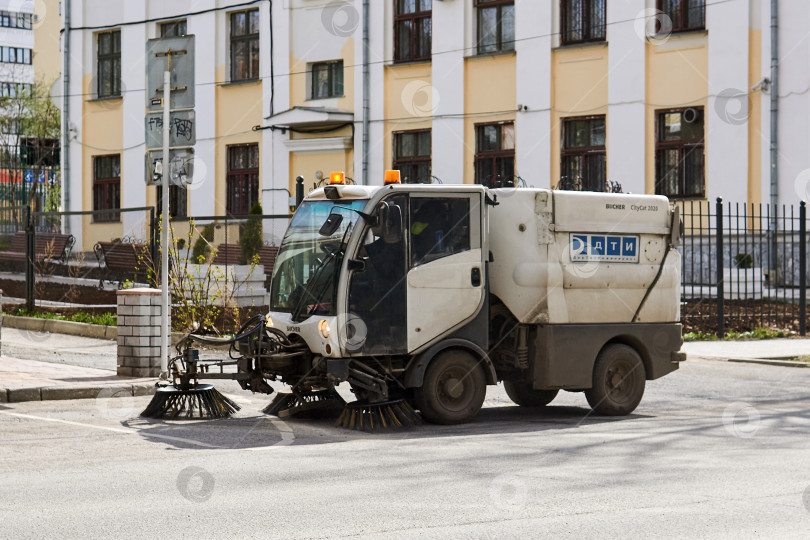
[0,231,75,264]
[211,243,279,275]
[94,241,152,287]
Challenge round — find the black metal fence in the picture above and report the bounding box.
[680,198,807,336]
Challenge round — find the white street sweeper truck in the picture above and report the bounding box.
[144,171,684,429]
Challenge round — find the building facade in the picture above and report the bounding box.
[61,0,806,250]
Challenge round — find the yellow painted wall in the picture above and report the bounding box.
[214,65,263,216]
[81,74,123,251]
[33,0,61,84]
[645,37,709,195]
[289,39,355,111]
[463,53,517,185]
[383,62,432,172]
[748,29,762,206]
[550,43,609,186]
[290,151,354,196]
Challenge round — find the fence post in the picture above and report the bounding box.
[24,206,34,311]
[149,206,157,271]
[801,201,807,336]
[716,197,724,337]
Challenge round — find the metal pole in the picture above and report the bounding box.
[716,197,725,337]
[160,71,170,379]
[770,0,779,269]
[24,205,34,311]
[361,0,370,185]
[799,201,807,336]
[295,176,304,208]
[62,0,71,230]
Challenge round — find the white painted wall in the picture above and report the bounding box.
[607,0,646,195]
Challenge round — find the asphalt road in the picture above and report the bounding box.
[1,357,809,539]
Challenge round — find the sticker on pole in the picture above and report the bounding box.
[570,234,639,263]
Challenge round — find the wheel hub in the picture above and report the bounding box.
[443,378,464,399]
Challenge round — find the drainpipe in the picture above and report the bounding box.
[62,0,71,229]
[770,0,778,212]
[361,0,369,185]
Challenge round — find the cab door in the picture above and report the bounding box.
[406,192,486,352]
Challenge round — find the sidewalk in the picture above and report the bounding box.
[0,327,155,403]
[682,338,810,360]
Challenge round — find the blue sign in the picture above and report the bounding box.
[571,233,639,263]
[24,170,33,184]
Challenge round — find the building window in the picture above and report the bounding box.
[655,108,704,198]
[658,0,705,33]
[0,11,32,30]
[157,185,187,219]
[474,122,515,188]
[226,144,259,215]
[394,0,432,62]
[93,155,121,223]
[311,61,344,100]
[97,31,121,98]
[160,19,187,37]
[0,82,31,98]
[561,0,606,45]
[561,116,606,192]
[230,9,259,81]
[393,130,431,184]
[476,0,514,55]
[0,47,31,65]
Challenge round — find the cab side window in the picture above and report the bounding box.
[409,197,471,266]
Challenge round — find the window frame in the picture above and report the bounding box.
[160,19,188,37]
[226,144,260,216]
[229,9,260,82]
[474,121,516,188]
[310,60,344,100]
[654,107,705,199]
[96,30,121,99]
[394,0,432,63]
[393,129,432,184]
[560,0,606,46]
[93,154,121,223]
[560,115,607,192]
[475,0,515,55]
[656,0,706,34]
[156,184,188,219]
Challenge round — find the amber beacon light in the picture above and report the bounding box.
[384,170,401,184]
[329,171,345,185]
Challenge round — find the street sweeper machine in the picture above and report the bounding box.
[143,171,685,429]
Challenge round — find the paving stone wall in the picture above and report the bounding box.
[116,288,167,378]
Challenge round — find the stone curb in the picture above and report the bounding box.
[2,315,117,340]
[728,358,810,368]
[1,382,157,404]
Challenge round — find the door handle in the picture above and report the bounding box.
[471,267,481,287]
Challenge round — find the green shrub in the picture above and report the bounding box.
[240,202,263,265]
[192,223,215,262]
[734,253,754,269]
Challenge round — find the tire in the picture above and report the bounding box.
[414,349,487,425]
[503,381,559,407]
[585,344,646,416]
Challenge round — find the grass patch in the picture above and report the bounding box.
[685,327,788,341]
[5,308,117,326]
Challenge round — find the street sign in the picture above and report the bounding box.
[146,148,194,187]
[145,36,195,112]
[145,110,196,149]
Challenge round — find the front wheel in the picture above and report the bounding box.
[585,344,646,416]
[503,381,559,407]
[414,350,486,425]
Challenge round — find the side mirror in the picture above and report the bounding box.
[378,201,403,244]
[319,212,343,236]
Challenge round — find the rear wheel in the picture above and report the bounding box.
[503,381,559,407]
[414,350,486,425]
[585,344,646,416]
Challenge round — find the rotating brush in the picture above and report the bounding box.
[263,388,346,418]
[140,384,241,419]
[336,399,422,432]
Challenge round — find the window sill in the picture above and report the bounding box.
[390,58,431,66]
[86,95,122,103]
[467,49,516,60]
[651,28,708,42]
[219,78,261,88]
[307,95,345,102]
[553,40,608,51]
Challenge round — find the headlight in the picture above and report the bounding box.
[265,314,274,327]
[318,319,330,338]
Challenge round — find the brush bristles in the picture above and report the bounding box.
[336,399,422,432]
[140,385,240,419]
[263,389,346,418]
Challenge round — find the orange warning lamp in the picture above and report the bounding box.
[329,171,345,185]
[384,170,401,184]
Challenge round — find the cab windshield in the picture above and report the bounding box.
[270,199,368,319]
